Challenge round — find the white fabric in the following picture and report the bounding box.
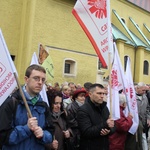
[125,57,139,134]
[0,29,17,106]
[142,133,148,150]
[72,0,113,67]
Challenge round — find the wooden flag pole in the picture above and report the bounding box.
[108,51,112,118]
[14,72,32,118]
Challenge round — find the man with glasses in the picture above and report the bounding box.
[0,64,54,150]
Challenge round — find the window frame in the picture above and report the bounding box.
[63,58,77,77]
[143,60,149,75]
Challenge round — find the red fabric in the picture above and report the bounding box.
[109,106,133,150]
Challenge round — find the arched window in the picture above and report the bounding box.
[124,56,128,71]
[64,59,76,76]
[143,60,149,75]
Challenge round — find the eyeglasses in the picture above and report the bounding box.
[31,76,46,83]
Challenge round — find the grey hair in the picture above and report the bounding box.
[119,94,126,105]
[137,82,146,87]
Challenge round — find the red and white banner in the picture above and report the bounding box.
[107,85,120,120]
[111,43,138,134]
[107,43,126,120]
[30,52,49,106]
[0,29,17,106]
[125,57,139,134]
[72,0,113,67]
[111,43,127,91]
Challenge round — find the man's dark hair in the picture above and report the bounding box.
[84,82,92,91]
[25,64,46,77]
[89,83,104,92]
[68,82,75,86]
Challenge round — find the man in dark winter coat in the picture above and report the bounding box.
[0,64,53,150]
[77,83,115,150]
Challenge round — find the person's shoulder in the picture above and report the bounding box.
[39,100,49,108]
[0,96,12,109]
[66,101,75,112]
[0,94,20,113]
[78,101,90,111]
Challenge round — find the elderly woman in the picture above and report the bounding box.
[66,89,86,150]
[46,89,72,150]
[109,93,133,150]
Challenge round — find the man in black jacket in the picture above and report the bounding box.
[77,83,115,150]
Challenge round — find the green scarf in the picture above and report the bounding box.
[31,97,38,105]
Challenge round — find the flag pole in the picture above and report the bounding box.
[108,52,112,118]
[14,72,32,118]
[107,0,112,118]
[123,57,130,112]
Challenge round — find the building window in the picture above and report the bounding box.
[64,63,70,73]
[64,59,76,76]
[11,55,15,61]
[124,56,128,71]
[98,59,102,70]
[98,59,107,69]
[121,18,126,24]
[143,60,149,75]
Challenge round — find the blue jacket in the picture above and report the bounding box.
[0,89,54,150]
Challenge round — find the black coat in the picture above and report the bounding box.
[77,97,115,150]
[66,101,80,150]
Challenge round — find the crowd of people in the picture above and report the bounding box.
[0,64,150,150]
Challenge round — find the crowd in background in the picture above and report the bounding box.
[44,81,150,150]
[1,64,150,150]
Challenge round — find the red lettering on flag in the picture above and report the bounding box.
[0,62,6,77]
[130,87,133,99]
[111,69,119,88]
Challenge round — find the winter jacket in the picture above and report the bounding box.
[77,97,115,150]
[109,106,133,150]
[45,110,73,150]
[0,89,54,150]
[136,94,150,127]
[66,101,80,150]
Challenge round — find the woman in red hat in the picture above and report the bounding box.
[66,89,86,150]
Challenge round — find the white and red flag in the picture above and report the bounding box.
[72,0,113,67]
[111,43,128,91]
[110,43,139,134]
[0,29,17,106]
[107,43,127,120]
[125,57,139,134]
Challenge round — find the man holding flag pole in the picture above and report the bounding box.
[0,64,54,150]
[0,29,54,150]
